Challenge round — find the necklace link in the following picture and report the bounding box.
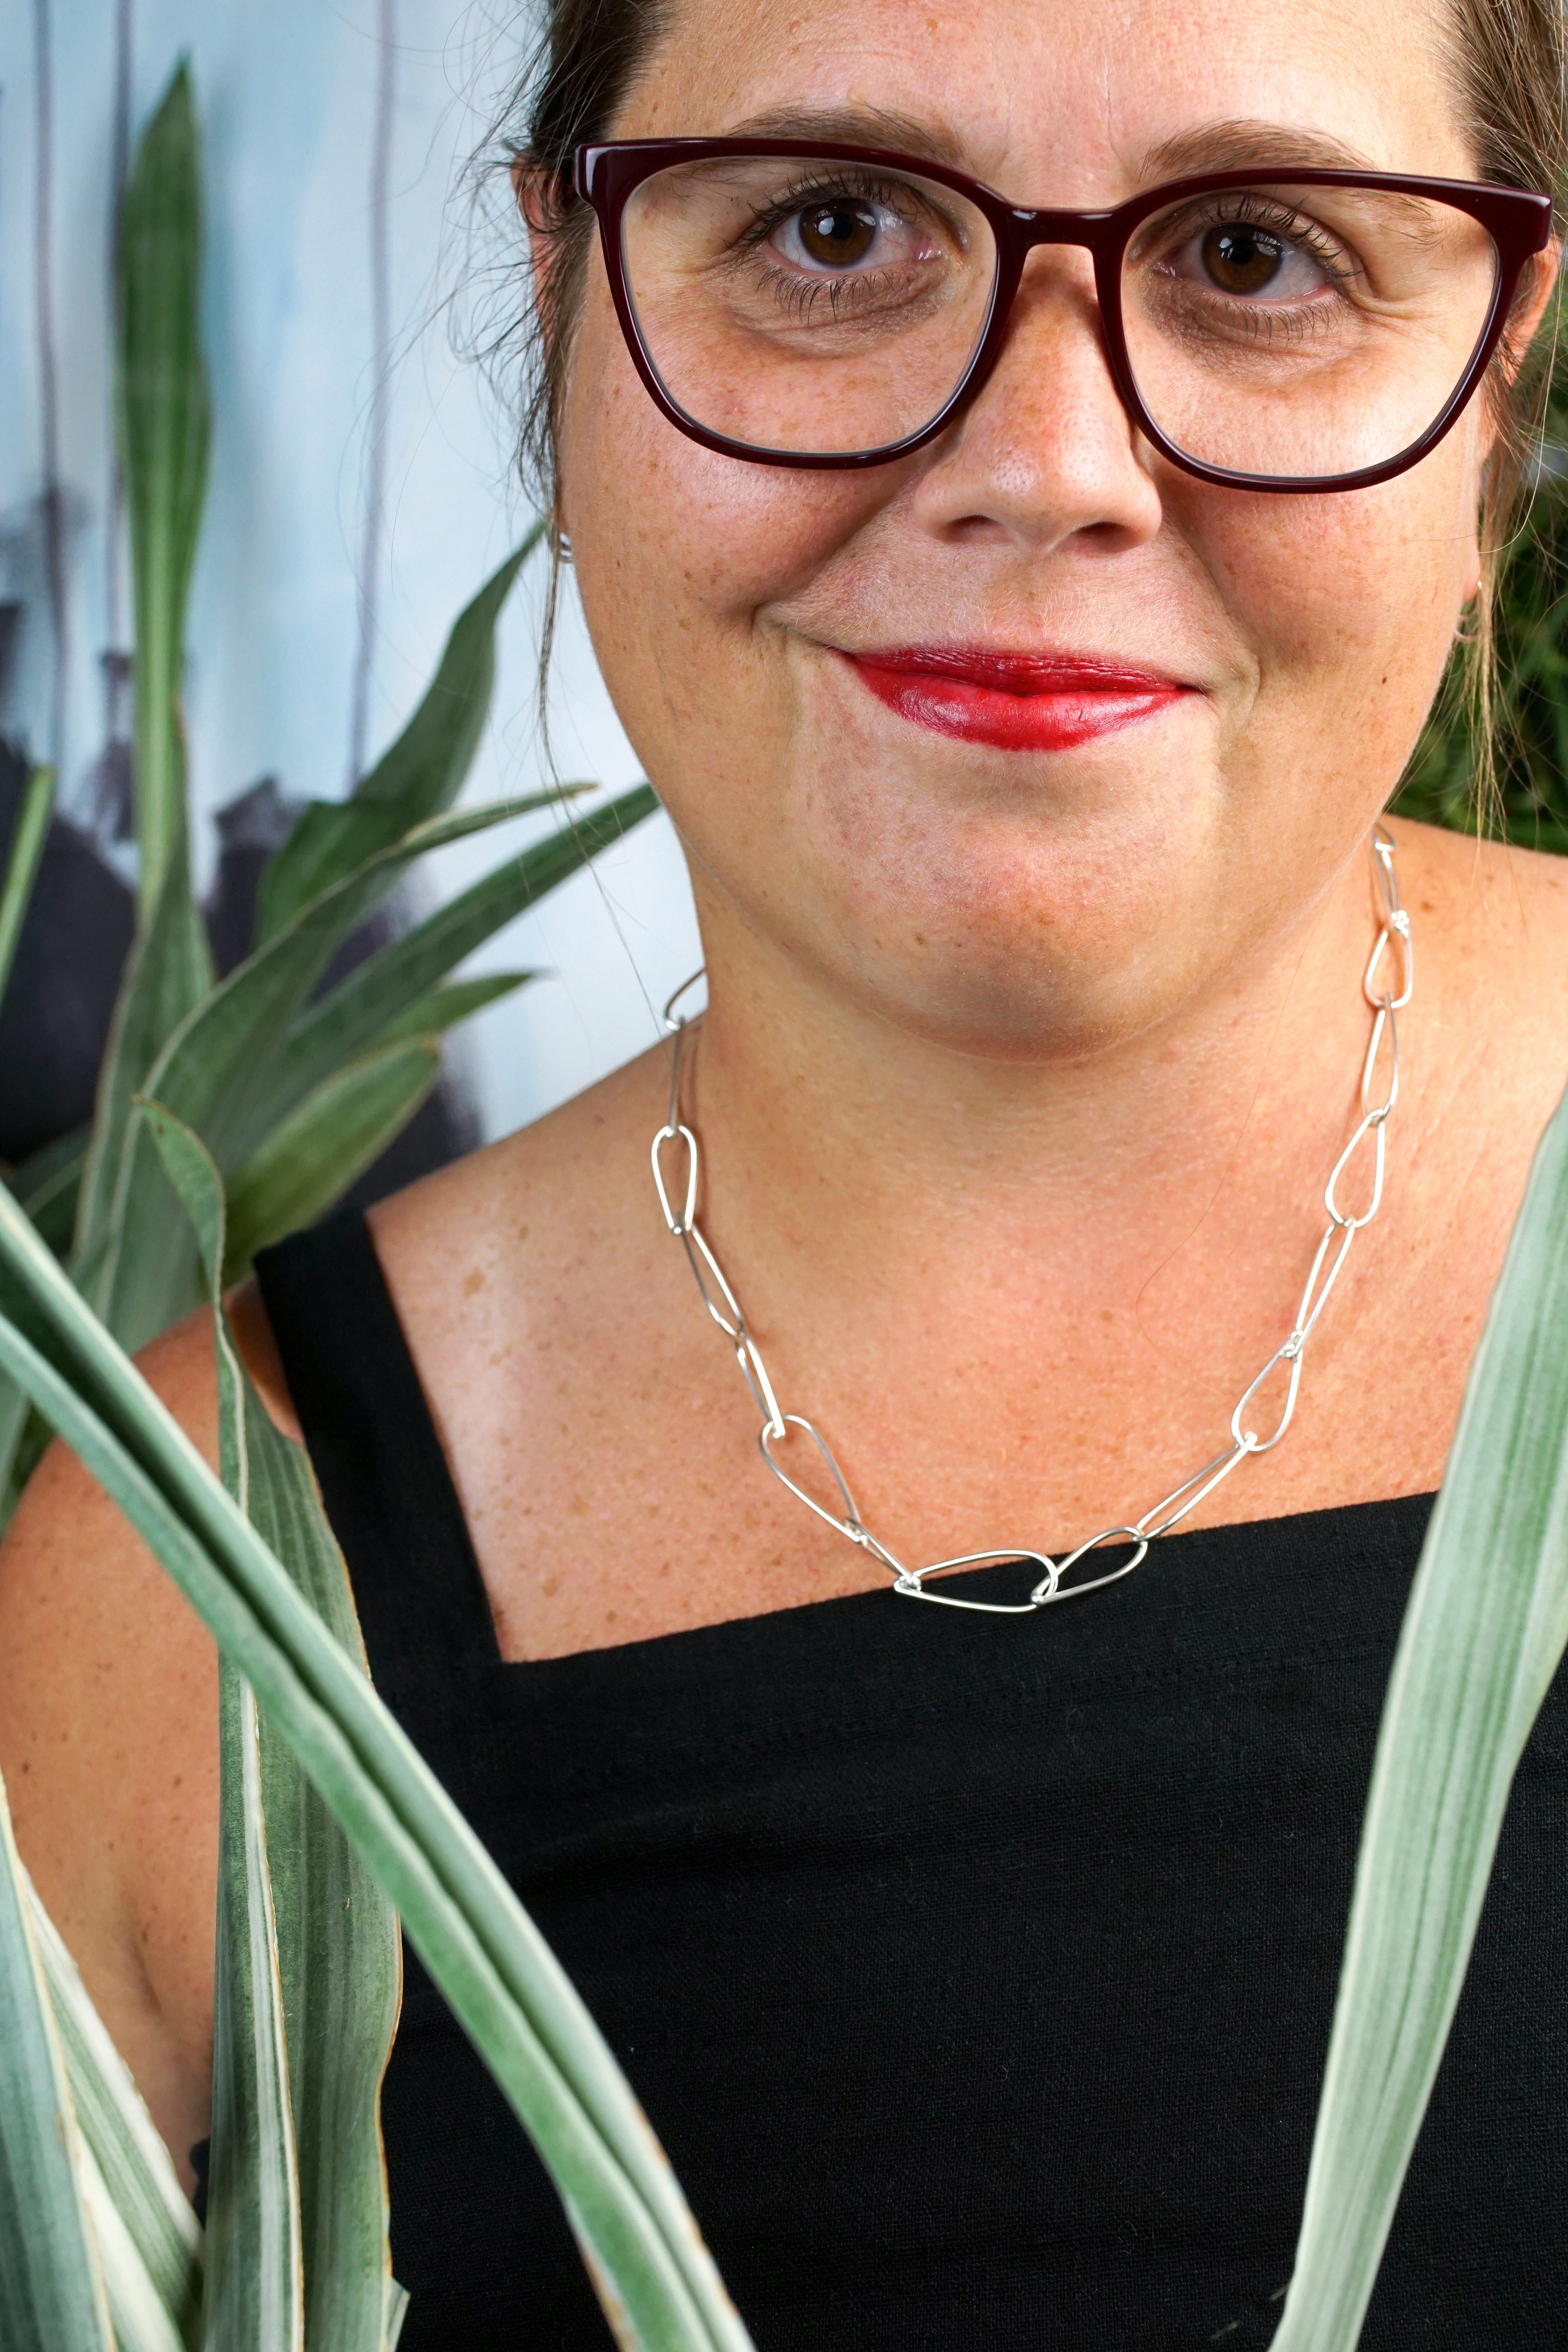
[653,827,1409,1619]
[652,1122,699,1236]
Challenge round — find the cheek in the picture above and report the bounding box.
[561,281,888,689]
[1183,447,1476,737]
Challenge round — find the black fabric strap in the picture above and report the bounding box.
[254,1211,502,1736]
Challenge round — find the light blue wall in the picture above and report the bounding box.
[0,0,700,1139]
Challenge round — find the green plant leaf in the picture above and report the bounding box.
[0,1762,117,2352]
[153,796,559,1177]
[74,48,215,1347]
[12,1121,91,1257]
[375,970,533,1047]
[276,785,657,1111]
[27,1882,203,2347]
[73,847,214,1333]
[1274,1074,1568,2351]
[217,1037,441,1282]
[74,797,541,1359]
[257,534,542,945]
[0,762,56,1016]
[118,60,211,922]
[147,1105,403,2352]
[0,1378,27,1523]
[0,1184,752,2352]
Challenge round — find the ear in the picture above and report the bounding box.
[1475,244,1561,470]
[1461,241,1561,594]
[512,154,571,281]
[1505,240,1562,372]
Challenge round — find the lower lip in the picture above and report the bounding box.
[845,654,1191,753]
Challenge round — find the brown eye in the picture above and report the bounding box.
[1200,223,1286,295]
[797,201,877,268]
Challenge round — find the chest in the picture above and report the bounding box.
[431,1218,1480,1662]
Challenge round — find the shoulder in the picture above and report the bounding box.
[366,1037,669,1363]
[1389,815,1568,967]
[0,1310,223,1911]
[1385,817,1568,1109]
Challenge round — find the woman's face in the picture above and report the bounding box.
[557,0,1503,1058]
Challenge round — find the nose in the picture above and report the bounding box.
[907,245,1164,557]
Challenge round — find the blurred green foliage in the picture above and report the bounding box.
[1392,375,1568,853]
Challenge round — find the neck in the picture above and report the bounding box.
[680,832,1392,1358]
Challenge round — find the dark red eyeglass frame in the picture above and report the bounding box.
[572,138,1553,492]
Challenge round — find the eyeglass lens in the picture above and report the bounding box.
[617,155,1503,476]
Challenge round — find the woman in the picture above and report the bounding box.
[4,0,1568,2340]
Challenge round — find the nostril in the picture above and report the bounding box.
[941,514,1016,545]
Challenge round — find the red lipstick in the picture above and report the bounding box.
[844,646,1193,752]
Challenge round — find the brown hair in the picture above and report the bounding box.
[498,0,1565,778]
[1441,0,1566,814]
[500,0,669,541]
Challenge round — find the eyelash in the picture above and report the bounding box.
[1164,194,1359,295]
[739,173,927,259]
[720,175,1362,333]
[744,259,899,324]
[727,173,939,322]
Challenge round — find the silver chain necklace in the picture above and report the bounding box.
[651,826,1412,1618]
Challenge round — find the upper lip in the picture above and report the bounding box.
[841,644,1193,693]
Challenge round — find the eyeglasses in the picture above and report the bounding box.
[572,139,1552,492]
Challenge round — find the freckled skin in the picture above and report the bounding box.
[2,0,1566,2189]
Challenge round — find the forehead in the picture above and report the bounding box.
[619,0,1471,197]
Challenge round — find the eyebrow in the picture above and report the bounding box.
[715,104,966,170]
[697,107,1392,200]
[1142,120,1384,182]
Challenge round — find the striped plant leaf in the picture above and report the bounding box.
[27,1884,203,2345]
[77,2132,191,2352]
[118,61,211,922]
[219,1037,441,1283]
[0,1762,116,2352]
[257,534,542,946]
[147,1105,402,2352]
[0,763,56,1012]
[146,1106,300,2351]
[245,1431,404,2352]
[1275,1075,1568,2348]
[276,786,658,1111]
[0,750,51,1500]
[0,1178,751,2352]
[203,1661,303,2352]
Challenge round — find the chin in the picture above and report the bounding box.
[784,848,1199,1065]
[775,735,1240,1039]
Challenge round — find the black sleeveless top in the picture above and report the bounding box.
[247,1211,1568,2350]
